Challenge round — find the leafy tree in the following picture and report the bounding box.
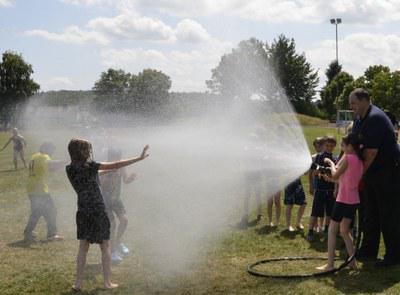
[131,69,171,113]
[336,76,366,110]
[0,51,40,127]
[207,36,319,115]
[320,71,353,119]
[92,68,131,112]
[325,60,342,84]
[364,65,390,88]
[268,35,319,113]
[93,68,171,114]
[206,38,271,99]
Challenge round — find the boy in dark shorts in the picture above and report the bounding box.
[307,136,337,241]
[100,148,137,263]
[284,178,307,231]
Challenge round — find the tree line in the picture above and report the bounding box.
[1,35,400,127]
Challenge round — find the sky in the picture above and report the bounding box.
[1,0,400,93]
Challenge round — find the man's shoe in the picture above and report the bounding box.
[306,232,314,242]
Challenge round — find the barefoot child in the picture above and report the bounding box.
[284,178,306,231]
[66,139,149,291]
[267,191,281,227]
[316,133,363,271]
[1,127,27,170]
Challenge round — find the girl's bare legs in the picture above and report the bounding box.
[73,240,90,290]
[316,221,339,271]
[115,214,128,246]
[19,150,27,168]
[268,193,281,226]
[255,186,262,220]
[13,151,18,170]
[285,205,294,231]
[296,204,306,229]
[100,240,118,289]
[267,198,273,226]
[340,218,357,269]
[273,192,281,226]
[317,217,324,232]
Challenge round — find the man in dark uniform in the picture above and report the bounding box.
[350,88,400,267]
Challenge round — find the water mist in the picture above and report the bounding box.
[21,54,311,278]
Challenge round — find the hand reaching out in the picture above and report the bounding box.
[140,145,150,160]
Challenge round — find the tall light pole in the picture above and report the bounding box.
[330,18,342,63]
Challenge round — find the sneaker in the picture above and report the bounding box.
[118,243,130,255]
[111,252,123,263]
[47,235,64,241]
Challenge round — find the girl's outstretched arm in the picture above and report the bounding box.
[99,145,149,170]
[324,157,347,181]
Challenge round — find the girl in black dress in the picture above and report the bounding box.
[66,138,149,291]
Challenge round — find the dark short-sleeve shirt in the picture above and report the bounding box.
[314,152,336,190]
[352,105,400,173]
[66,161,106,212]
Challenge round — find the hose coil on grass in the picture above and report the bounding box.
[247,211,362,279]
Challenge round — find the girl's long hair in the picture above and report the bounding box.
[68,139,92,163]
[342,133,363,160]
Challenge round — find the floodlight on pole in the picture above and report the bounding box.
[330,18,342,63]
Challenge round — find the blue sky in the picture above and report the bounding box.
[1,0,400,92]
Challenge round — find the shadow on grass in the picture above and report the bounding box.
[279,229,306,240]
[7,239,40,249]
[330,263,400,294]
[60,287,105,295]
[234,218,261,230]
[306,235,328,253]
[0,169,17,173]
[256,225,278,235]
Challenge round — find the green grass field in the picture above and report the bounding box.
[1,125,400,295]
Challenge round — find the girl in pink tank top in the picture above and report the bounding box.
[317,133,363,271]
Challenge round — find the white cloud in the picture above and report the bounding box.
[0,0,13,7]
[88,13,176,42]
[306,32,400,87]
[175,19,210,43]
[42,77,75,90]
[25,26,109,45]
[60,0,112,6]
[131,0,400,24]
[100,39,233,91]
